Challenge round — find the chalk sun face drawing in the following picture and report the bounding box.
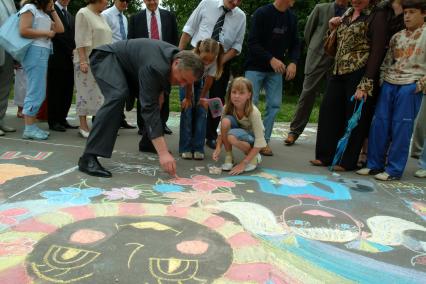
[26,216,233,283]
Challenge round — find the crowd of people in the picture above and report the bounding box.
[0,0,425,179]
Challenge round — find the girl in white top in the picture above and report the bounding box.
[19,0,64,140]
[74,0,112,138]
[213,77,267,175]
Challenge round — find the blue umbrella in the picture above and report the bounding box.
[330,95,364,171]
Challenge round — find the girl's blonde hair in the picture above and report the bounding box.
[194,38,225,80]
[223,77,254,118]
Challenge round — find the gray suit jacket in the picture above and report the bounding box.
[91,39,178,139]
[304,2,335,75]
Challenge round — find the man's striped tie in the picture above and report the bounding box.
[211,6,230,41]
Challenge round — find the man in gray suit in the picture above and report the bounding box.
[285,0,348,145]
[0,0,17,136]
[78,39,204,178]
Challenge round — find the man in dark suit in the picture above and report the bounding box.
[128,0,178,152]
[284,0,348,145]
[47,0,77,132]
[78,39,204,177]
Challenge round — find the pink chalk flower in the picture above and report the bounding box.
[103,187,141,201]
[0,237,36,256]
[0,208,29,226]
[169,175,236,192]
[164,190,236,209]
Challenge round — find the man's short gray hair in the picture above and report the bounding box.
[173,50,204,80]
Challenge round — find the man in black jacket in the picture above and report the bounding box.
[78,39,204,177]
[128,0,178,152]
[47,0,77,132]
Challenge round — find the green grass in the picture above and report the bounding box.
[168,87,321,123]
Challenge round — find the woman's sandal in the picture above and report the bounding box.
[310,159,324,166]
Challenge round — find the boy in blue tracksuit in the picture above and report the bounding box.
[357,0,426,180]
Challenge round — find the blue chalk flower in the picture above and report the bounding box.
[40,187,103,205]
[153,184,183,193]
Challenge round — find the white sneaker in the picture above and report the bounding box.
[222,154,234,171]
[0,124,16,132]
[414,169,426,178]
[0,129,4,136]
[356,168,372,175]
[193,152,204,160]
[181,152,193,159]
[244,154,261,172]
[374,172,399,181]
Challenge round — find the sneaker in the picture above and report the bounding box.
[260,145,273,156]
[222,154,234,171]
[356,168,383,176]
[374,172,399,181]
[22,128,48,140]
[414,169,426,178]
[245,154,262,172]
[181,152,193,160]
[0,129,4,136]
[0,124,16,132]
[35,125,50,136]
[193,152,204,160]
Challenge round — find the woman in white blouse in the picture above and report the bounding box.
[19,0,64,140]
[74,0,112,138]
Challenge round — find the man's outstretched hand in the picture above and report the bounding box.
[152,136,176,177]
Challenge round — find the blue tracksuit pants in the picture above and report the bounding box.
[367,82,423,177]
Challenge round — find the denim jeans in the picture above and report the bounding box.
[179,80,207,153]
[22,45,50,116]
[223,115,255,146]
[245,71,283,143]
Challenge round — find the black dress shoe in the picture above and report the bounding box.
[61,121,78,129]
[163,125,173,135]
[78,154,112,178]
[121,120,136,129]
[49,122,66,132]
[206,139,217,150]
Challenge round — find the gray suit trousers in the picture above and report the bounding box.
[0,53,13,120]
[84,52,129,158]
[411,95,426,157]
[290,57,333,136]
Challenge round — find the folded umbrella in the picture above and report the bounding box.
[330,95,364,171]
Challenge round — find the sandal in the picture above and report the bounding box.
[331,165,346,172]
[310,159,324,166]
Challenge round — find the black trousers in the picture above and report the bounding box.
[84,51,129,158]
[206,61,231,141]
[315,68,374,170]
[47,58,74,126]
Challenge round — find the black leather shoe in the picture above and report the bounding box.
[78,155,112,178]
[121,120,136,129]
[61,121,78,129]
[206,139,217,150]
[163,125,173,135]
[49,122,66,132]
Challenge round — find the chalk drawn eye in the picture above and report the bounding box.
[149,258,201,282]
[31,245,100,283]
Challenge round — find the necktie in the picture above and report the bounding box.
[62,8,69,26]
[118,13,126,40]
[150,12,160,40]
[211,6,230,41]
